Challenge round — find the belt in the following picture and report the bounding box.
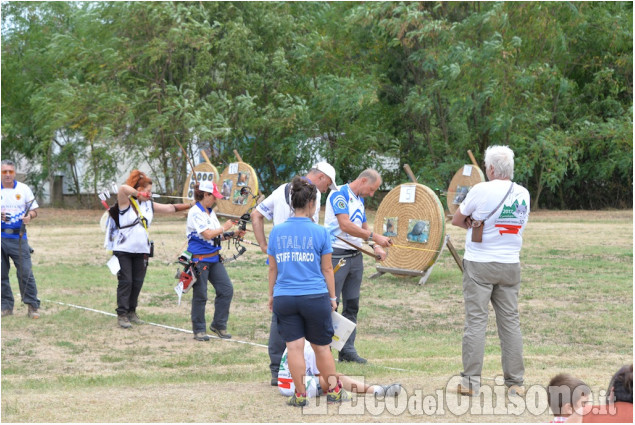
[332,249,360,259]
[1,229,21,235]
[192,252,220,261]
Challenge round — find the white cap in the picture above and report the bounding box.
[198,180,223,199]
[313,161,337,191]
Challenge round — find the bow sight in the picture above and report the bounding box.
[237,212,250,232]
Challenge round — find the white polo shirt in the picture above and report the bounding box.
[255,182,321,225]
[324,183,366,250]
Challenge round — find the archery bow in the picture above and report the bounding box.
[334,235,382,260]
[221,232,260,263]
[174,138,198,185]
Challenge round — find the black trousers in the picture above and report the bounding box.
[114,251,148,316]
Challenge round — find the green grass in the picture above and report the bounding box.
[1,209,632,422]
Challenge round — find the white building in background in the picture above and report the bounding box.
[13,148,166,207]
[14,131,399,205]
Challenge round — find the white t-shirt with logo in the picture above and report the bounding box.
[324,183,366,250]
[255,182,320,225]
[1,181,39,239]
[278,340,320,397]
[459,179,530,263]
[112,200,154,254]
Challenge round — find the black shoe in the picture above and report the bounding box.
[339,352,367,364]
[271,377,278,386]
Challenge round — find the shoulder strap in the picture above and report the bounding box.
[129,197,149,235]
[109,203,139,229]
[484,181,514,221]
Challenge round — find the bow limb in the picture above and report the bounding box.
[334,235,381,260]
[174,138,198,184]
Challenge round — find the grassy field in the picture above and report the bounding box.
[1,208,632,423]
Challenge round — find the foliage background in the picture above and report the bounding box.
[2,1,632,209]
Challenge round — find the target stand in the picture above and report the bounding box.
[446,150,485,217]
[370,165,463,285]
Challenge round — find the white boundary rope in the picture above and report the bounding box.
[45,298,410,372]
[45,299,267,348]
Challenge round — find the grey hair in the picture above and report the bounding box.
[357,168,380,183]
[1,159,15,168]
[484,145,514,180]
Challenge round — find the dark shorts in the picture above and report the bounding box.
[273,293,334,346]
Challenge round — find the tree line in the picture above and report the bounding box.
[2,2,632,209]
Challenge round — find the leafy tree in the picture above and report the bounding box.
[1,1,631,209]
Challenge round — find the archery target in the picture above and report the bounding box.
[182,162,219,203]
[215,162,259,217]
[446,164,485,215]
[374,183,445,274]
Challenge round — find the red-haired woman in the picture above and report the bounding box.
[113,170,190,329]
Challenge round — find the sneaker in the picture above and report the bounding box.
[338,352,367,364]
[381,383,403,397]
[456,384,477,396]
[209,326,231,339]
[118,315,132,328]
[271,376,278,387]
[193,332,210,341]
[128,311,143,325]
[2,309,13,317]
[327,382,352,403]
[507,385,525,397]
[287,392,307,407]
[27,305,40,319]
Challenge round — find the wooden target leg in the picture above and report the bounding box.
[446,236,464,273]
[418,263,435,285]
[369,270,385,280]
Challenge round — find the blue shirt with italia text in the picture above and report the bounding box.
[268,217,333,297]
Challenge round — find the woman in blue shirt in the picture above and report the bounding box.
[267,176,349,407]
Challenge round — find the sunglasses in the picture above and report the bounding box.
[1,170,15,175]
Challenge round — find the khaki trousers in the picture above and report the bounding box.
[461,260,524,391]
